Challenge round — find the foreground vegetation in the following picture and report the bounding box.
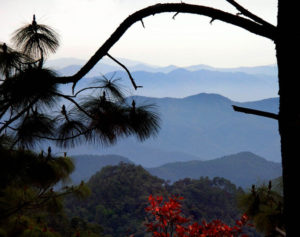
[0,141,284,237]
[65,162,257,236]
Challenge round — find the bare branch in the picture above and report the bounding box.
[106,53,142,90]
[225,0,275,28]
[232,105,279,120]
[54,3,276,87]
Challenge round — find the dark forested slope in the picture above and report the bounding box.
[64,163,246,237]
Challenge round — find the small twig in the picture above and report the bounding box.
[106,53,142,90]
[172,12,179,19]
[232,105,279,120]
[0,122,18,131]
[210,18,216,24]
[140,19,145,28]
[225,0,275,29]
[74,86,106,97]
[53,92,94,118]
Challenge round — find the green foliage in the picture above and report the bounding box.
[64,163,247,237]
[238,180,284,236]
[0,141,92,237]
[167,177,244,226]
[65,163,166,236]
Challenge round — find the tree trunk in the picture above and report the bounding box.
[276,1,300,235]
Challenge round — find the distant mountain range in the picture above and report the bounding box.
[147,151,281,188]
[49,57,278,101]
[47,57,277,76]
[46,57,280,167]
[66,93,280,166]
[68,152,281,189]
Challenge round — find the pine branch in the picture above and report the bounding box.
[53,92,94,119]
[0,97,39,134]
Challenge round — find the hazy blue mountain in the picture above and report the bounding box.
[46,57,147,68]
[50,57,278,101]
[48,57,277,76]
[57,67,277,103]
[186,64,277,76]
[47,57,157,76]
[56,64,120,77]
[45,57,86,69]
[66,152,281,189]
[66,93,280,167]
[96,68,278,101]
[48,58,280,166]
[68,154,132,184]
[147,151,282,188]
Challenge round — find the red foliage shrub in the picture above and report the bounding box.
[145,195,250,237]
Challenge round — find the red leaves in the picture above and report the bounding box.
[145,195,250,237]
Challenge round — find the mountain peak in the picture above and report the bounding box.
[183,93,232,102]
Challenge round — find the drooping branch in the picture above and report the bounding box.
[106,53,142,90]
[232,105,279,120]
[73,86,107,97]
[54,3,276,88]
[33,128,92,142]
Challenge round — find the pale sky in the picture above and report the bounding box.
[0,0,277,67]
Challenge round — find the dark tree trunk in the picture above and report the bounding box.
[276,1,300,235]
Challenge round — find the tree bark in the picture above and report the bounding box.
[276,1,300,235]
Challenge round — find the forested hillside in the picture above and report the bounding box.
[64,163,258,237]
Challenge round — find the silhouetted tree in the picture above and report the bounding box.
[0,15,160,149]
[0,1,297,235]
[0,15,160,236]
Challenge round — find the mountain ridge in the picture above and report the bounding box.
[67,93,280,166]
[48,57,277,76]
[147,151,281,188]
[68,151,281,189]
